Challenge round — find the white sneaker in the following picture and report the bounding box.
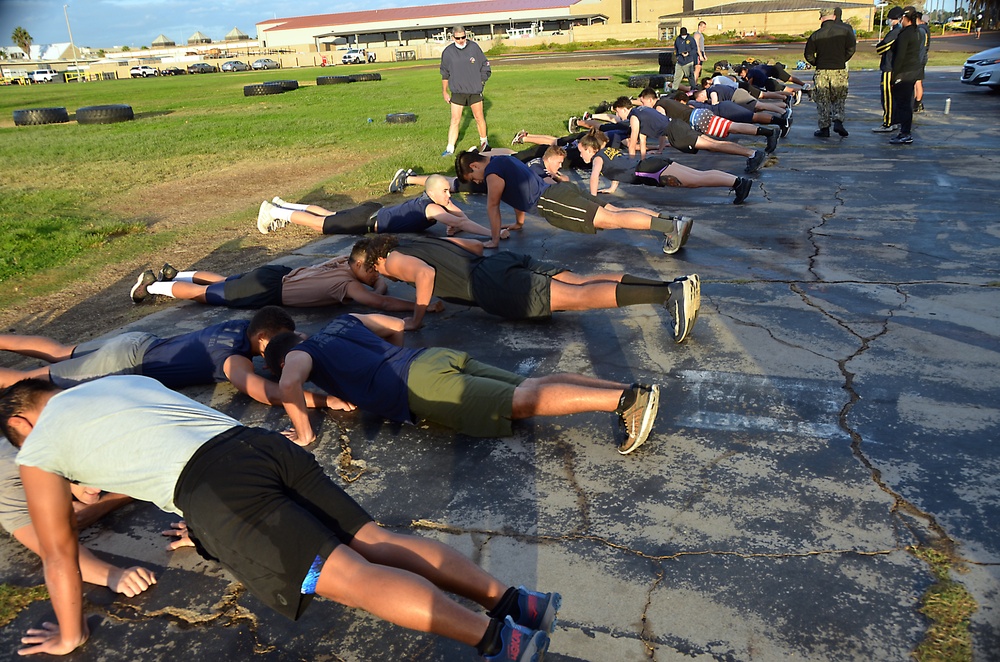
[257,200,287,234]
[272,196,288,206]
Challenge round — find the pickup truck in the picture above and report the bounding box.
[29,68,59,83]
[130,65,158,78]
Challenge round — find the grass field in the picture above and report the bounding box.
[0,48,975,307]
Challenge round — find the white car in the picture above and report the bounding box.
[29,68,59,83]
[130,65,158,78]
[960,46,1000,90]
[342,49,365,64]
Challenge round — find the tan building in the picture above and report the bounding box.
[656,0,875,40]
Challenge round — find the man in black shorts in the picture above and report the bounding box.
[353,235,701,344]
[1,376,558,660]
[263,312,661,455]
[440,26,491,156]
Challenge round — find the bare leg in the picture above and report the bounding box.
[696,135,754,158]
[302,204,336,216]
[523,133,558,146]
[593,206,657,231]
[663,162,738,188]
[552,271,624,285]
[447,103,463,149]
[549,279,619,311]
[469,101,488,144]
[0,366,50,388]
[0,335,76,362]
[187,271,226,285]
[163,281,211,303]
[512,376,624,417]
[726,121,761,136]
[288,211,328,233]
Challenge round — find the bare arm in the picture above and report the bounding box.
[382,252,437,331]
[20,465,88,656]
[428,203,497,239]
[277,350,318,446]
[629,117,641,158]
[343,280,429,313]
[349,313,406,346]
[441,236,485,254]
[589,157,604,195]
[441,78,450,102]
[485,173,507,246]
[223,355,333,409]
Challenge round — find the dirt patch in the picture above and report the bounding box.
[0,153,370,360]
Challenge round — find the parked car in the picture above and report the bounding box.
[221,60,250,72]
[160,66,186,76]
[341,49,365,64]
[252,58,280,70]
[130,65,158,78]
[187,62,218,74]
[960,46,1000,90]
[29,68,59,83]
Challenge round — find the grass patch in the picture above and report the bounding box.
[0,584,48,627]
[909,544,978,662]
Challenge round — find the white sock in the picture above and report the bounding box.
[276,200,310,211]
[446,144,455,152]
[273,206,294,222]
[174,271,196,283]
[146,281,176,298]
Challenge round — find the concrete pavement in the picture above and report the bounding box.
[1,66,998,661]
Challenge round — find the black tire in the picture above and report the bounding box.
[649,75,667,89]
[270,79,299,90]
[349,73,382,82]
[627,75,652,88]
[385,112,416,124]
[244,83,284,97]
[75,104,134,125]
[13,107,70,126]
[316,75,353,85]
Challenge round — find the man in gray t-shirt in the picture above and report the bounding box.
[439,25,491,156]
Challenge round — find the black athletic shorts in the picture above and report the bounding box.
[322,201,383,235]
[205,264,293,308]
[450,92,484,106]
[470,252,566,319]
[536,182,605,234]
[666,120,701,154]
[174,427,373,621]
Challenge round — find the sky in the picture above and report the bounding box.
[0,0,426,50]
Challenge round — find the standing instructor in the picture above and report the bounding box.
[804,7,856,138]
[440,26,491,157]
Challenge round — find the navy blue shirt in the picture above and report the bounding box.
[483,155,549,212]
[628,106,671,139]
[377,193,435,233]
[594,145,641,182]
[296,315,424,424]
[141,319,251,388]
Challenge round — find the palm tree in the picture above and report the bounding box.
[11,26,32,59]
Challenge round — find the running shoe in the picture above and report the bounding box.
[872,124,898,133]
[511,129,527,146]
[567,116,578,133]
[271,196,288,207]
[733,177,752,204]
[618,384,660,455]
[389,168,409,193]
[441,148,454,157]
[794,89,803,105]
[665,274,700,343]
[511,587,562,633]
[158,263,178,282]
[130,270,157,304]
[676,216,693,248]
[889,133,913,145]
[484,616,549,662]
[745,149,765,173]
[257,200,288,234]
[762,126,778,153]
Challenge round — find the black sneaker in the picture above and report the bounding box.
[733,177,752,204]
[158,263,178,281]
[665,274,701,343]
[872,124,898,133]
[833,120,849,137]
[618,384,660,455]
[130,270,157,304]
[780,109,793,138]
[389,168,409,193]
[761,126,778,153]
[745,149,765,173]
[889,133,913,145]
[814,127,830,138]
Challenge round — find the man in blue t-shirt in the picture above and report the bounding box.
[0,307,338,411]
[264,313,660,456]
[454,152,696,255]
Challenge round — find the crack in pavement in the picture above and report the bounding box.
[640,565,665,659]
[707,295,834,362]
[553,436,591,534]
[807,185,845,281]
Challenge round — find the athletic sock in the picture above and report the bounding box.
[755,126,769,135]
[487,586,519,621]
[146,281,176,298]
[621,274,666,286]
[649,216,674,233]
[615,387,636,415]
[475,617,504,657]
[276,201,310,211]
[615,281,670,307]
[174,271,196,283]
[273,206,295,222]
[446,143,456,153]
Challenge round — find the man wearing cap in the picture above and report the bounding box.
[673,27,697,88]
[887,6,924,144]
[873,6,904,132]
[440,26,491,157]
[804,7,857,138]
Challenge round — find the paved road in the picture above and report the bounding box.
[0,67,997,660]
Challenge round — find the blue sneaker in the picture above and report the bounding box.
[484,616,549,662]
[441,148,454,157]
[514,586,562,633]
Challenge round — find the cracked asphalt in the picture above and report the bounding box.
[1,67,998,661]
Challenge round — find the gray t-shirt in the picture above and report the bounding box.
[0,443,31,533]
[16,376,238,514]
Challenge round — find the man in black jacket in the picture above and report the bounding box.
[888,6,924,144]
[804,8,857,137]
[873,7,904,132]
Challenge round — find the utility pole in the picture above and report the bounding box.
[64,4,80,81]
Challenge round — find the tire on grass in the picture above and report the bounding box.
[244,83,285,96]
[270,79,299,90]
[75,104,134,125]
[316,75,353,85]
[349,73,382,82]
[649,75,667,89]
[627,75,652,88]
[13,107,70,126]
[385,112,416,124]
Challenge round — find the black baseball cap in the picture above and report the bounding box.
[887,6,903,19]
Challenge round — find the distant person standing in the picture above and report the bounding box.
[873,6,904,132]
[440,26,491,157]
[976,14,983,39]
[673,28,697,88]
[887,6,924,145]
[913,12,930,113]
[804,7,857,138]
[692,21,708,82]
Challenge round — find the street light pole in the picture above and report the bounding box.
[876,2,888,39]
[63,4,80,81]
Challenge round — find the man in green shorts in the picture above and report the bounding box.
[263,313,660,455]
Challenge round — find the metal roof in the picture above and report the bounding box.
[660,0,871,18]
